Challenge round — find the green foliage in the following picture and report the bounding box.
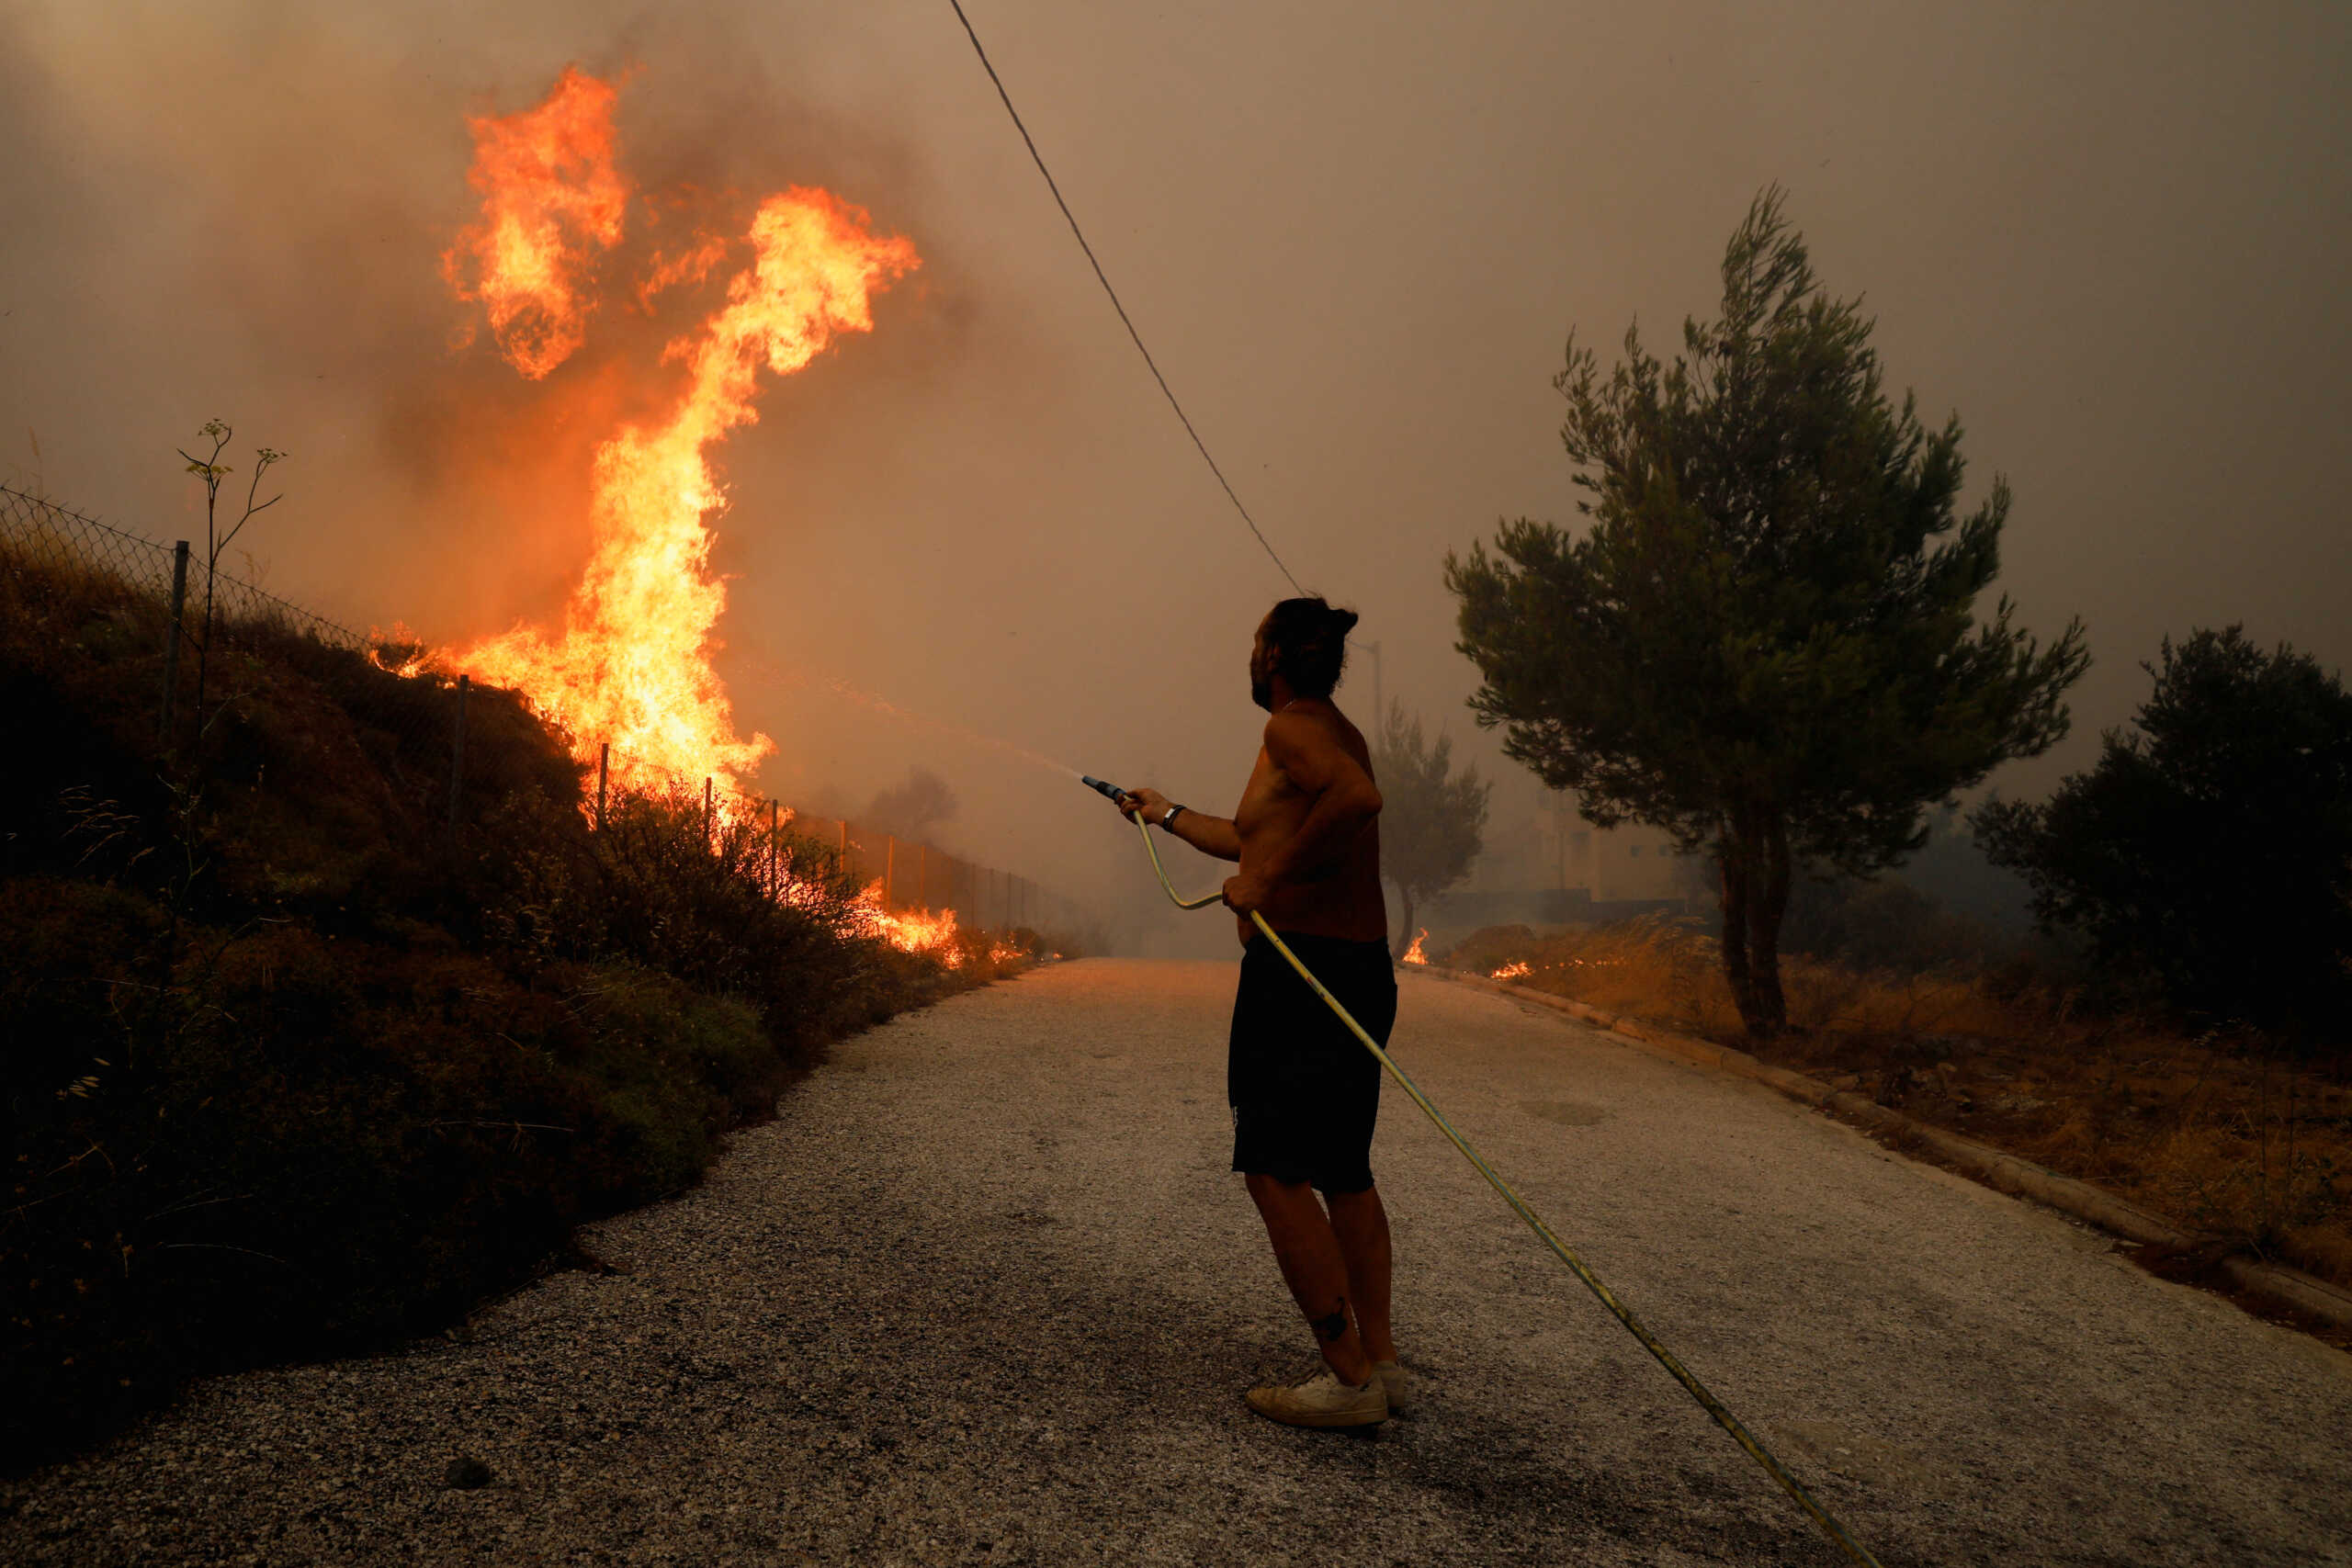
[1445,186,2086,1034]
[0,536,994,1470]
[1368,699,1490,957]
[0,874,787,1468]
[1974,626,2352,1032]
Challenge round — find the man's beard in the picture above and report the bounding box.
[1250,673,1273,711]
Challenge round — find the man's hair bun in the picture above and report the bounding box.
[1264,596,1360,699]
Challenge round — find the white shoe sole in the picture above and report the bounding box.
[1244,1388,1388,1428]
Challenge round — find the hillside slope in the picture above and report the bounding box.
[1,543,1012,1470]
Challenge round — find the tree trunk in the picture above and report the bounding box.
[1746,811,1792,1036]
[1393,887,1417,960]
[1717,835,1762,1032]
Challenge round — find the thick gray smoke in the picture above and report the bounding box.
[4,1,2346,954]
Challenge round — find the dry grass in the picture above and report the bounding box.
[1441,919,2352,1290]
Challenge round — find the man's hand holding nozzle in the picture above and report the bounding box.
[1116,785,1174,825]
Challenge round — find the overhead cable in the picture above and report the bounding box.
[945,0,1306,595]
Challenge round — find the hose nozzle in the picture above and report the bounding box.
[1080,774,1129,805]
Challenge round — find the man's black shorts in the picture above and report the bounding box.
[1228,931,1397,1196]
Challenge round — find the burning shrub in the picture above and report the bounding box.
[477,775,951,1047]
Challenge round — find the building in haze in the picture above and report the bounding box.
[1418,783,1701,941]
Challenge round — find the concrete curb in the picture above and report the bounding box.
[1412,964,2352,1332]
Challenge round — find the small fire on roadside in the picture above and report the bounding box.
[854,886,1027,970]
[1401,929,1430,965]
[858,884,963,967]
[1492,960,1532,981]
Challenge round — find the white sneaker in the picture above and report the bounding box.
[1373,1359,1409,1416]
[1245,1366,1388,1428]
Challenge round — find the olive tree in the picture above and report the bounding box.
[1445,187,2086,1035]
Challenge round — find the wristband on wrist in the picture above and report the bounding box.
[1159,804,1185,831]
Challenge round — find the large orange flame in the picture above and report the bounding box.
[441,65,628,380]
[443,69,918,797]
[429,67,1003,965]
[1401,928,1429,964]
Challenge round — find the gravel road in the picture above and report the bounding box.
[6,959,2348,1567]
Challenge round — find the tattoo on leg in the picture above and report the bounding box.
[1311,1300,1350,1344]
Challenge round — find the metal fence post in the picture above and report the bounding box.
[884,836,897,911]
[596,742,609,831]
[157,540,190,744]
[447,674,469,832]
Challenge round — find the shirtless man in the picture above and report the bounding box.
[1114,596,1404,1429]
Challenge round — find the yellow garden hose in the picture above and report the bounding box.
[1122,811,1884,1568]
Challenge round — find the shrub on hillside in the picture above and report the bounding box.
[0,872,801,1464]
[0,537,1004,1469]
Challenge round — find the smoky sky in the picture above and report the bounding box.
[3,0,2346,954]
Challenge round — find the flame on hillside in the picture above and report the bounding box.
[858,883,965,966]
[366,619,433,680]
[414,66,1009,966]
[1491,960,1532,981]
[1401,929,1429,964]
[454,183,915,794]
[441,66,917,801]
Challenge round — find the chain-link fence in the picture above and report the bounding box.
[0,479,454,757]
[2,481,1091,943]
[1,483,181,602]
[1,482,378,654]
[581,739,1083,938]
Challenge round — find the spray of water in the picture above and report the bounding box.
[817,678,1083,782]
[725,646,1083,783]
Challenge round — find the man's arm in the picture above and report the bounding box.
[1115,785,1242,862]
[1226,714,1382,907]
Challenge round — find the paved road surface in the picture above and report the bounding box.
[6,960,2349,1566]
